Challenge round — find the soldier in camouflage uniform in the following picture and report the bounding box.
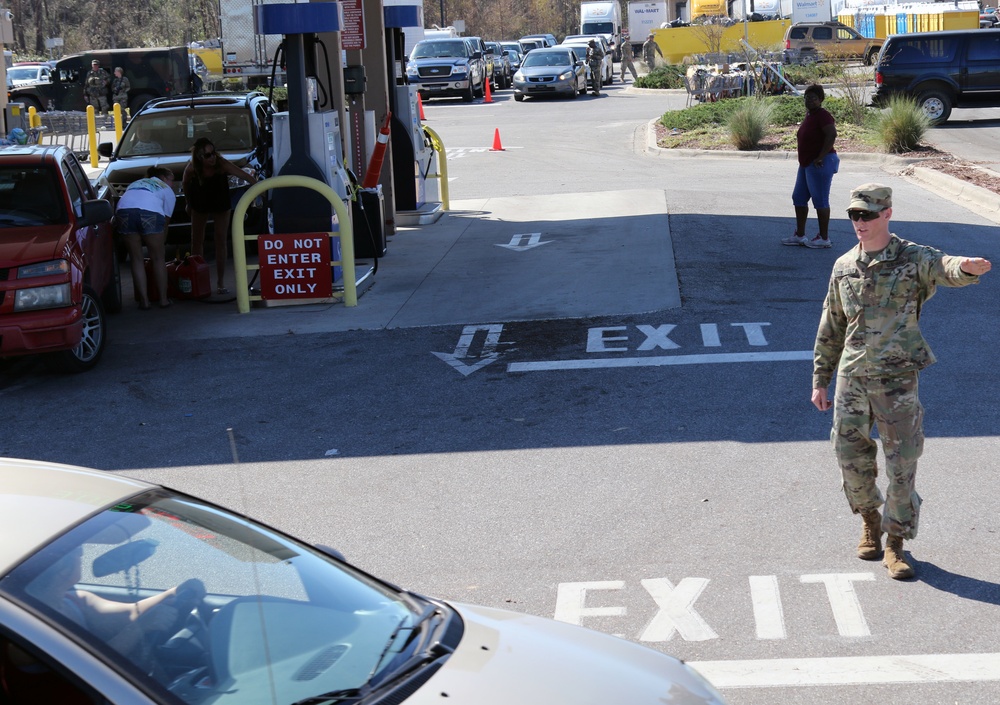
[586,39,604,96]
[642,33,663,72]
[111,67,131,117]
[85,59,111,114]
[812,183,992,580]
[619,31,638,81]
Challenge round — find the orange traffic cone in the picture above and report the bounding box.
[417,92,426,120]
[484,77,493,104]
[489,128,504,152]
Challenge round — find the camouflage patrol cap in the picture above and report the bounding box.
[847,183,892,212]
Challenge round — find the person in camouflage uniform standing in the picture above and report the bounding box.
[642,33,663,72]
[85,59,111,114]
[619,31,638,81]
[812,183,992,580]
[111,67,130,117]
[586,39,604,95]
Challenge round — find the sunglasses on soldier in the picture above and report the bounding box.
[847,210,882,222]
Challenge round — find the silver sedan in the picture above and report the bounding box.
[512,47,588,101]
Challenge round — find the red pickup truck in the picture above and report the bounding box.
[0,145,119,372]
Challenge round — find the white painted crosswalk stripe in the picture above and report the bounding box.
[689,653,1000,688]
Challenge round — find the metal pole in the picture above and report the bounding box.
[439,0,445,26]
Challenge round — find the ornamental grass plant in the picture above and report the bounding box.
[727,99,773,150]
[875,95,931,153]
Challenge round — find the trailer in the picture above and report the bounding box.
[627,1,667,53]
[580,1,624,60]
[219,0,286,86]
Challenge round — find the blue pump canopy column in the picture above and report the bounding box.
[256,1,344,234]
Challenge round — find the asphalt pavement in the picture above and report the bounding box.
[87,101,1000,348]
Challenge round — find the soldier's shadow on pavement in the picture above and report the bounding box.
[916,561,1000,606]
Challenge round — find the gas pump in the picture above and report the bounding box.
[384,1,439,218]
[254,2,348,233]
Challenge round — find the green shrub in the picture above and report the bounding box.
[875,95,930,153]
[780,62,847,86]
[727,99,773,150]
[634,65,686,89]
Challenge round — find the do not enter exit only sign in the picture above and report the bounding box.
[258,233,333,299]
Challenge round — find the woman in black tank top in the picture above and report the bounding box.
[182,137,258,294]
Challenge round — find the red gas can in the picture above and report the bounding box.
[133,258,178,303]
[171,255,212,300]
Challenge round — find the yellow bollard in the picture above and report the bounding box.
[113,104,124,143]
[86,106,99,168]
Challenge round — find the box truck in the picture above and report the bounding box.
[627,1,667,54]
[580,1,624,60]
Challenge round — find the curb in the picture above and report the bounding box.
[644,118,926,167]
[904,165,1000,219]
[643,118,1000,221]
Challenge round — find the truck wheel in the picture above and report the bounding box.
[917,90,952,124]
[462,84,475,102]
[20,97,43,113]
[514,94,524,102]
[45,286,107,373]
[864,48,878,66]
[129,93,155,115]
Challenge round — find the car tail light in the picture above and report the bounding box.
[875,71,883,86]
[785,39,791,49]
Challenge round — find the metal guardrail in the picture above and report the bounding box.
[231,175,357,314]
[422,125,449,212]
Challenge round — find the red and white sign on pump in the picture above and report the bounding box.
[258,233,333,299]
[341,0,365,50]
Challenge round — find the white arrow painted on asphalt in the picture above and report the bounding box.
[496,232,550,251]
[432,324,506,376]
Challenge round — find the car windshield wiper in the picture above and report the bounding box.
[290,602,442,705]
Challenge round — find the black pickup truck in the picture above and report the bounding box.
[7,46,192,115]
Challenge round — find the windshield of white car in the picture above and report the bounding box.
[0,488,419,705]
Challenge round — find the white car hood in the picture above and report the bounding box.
[411,602,726,705]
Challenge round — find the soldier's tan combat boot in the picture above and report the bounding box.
[883,534,915,580]
[857,509,883,560]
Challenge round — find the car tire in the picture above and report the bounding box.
[102,256,123,314]
[462,84,475,102]
[917,89,952,124]
[45,286,107,373]
[514,94,524,102]
[475,79,484,98]
[864,48,878,66]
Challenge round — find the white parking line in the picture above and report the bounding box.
[507,350,813,372]
[689,653,1000,688]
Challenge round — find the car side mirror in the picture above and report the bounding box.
[315,543,346,562]
[79,198,114,227]
[98,142,113,158]
[473,51,483,59]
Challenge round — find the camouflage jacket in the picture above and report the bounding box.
[86,68,110,94]
[813,234,979,389]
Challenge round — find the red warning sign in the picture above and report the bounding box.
[258,233,333,299]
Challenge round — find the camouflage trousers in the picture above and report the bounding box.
[620,53,638,80]
[87,92,109,112]
[832,372,923,540]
